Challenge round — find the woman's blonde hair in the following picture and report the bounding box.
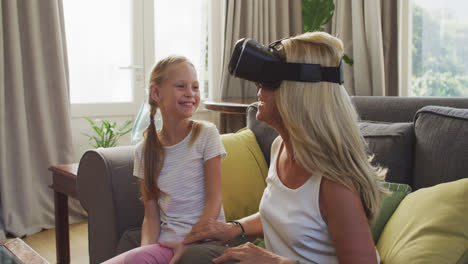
[141,55,202,201]
[277,32,386,223]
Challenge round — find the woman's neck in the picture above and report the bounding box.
[159,118,192,146]
[274,125,295,161]
[276,130,312,189]
[280,134,295,163]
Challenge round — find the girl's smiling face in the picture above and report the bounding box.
[151,62,200,120]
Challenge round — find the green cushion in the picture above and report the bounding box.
[220,128,269,221]
[377,179,468,263]
[253,238,265,248]
[371,182,412,244]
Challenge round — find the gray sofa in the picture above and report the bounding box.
[77,96,468,264]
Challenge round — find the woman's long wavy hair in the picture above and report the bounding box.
[141,55,202,201]
[277,32,387,223]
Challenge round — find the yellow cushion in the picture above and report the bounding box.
[221,128,268,221]
[377,179,468,264]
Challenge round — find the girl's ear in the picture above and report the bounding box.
[150,84,162,103]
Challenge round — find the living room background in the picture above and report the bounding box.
[1,0,467,246]
[64,0,468,161]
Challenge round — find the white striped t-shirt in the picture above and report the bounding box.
[133,122,227,242]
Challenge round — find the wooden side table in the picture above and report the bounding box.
[0,238,49,263]
[204,98,257,133]
[48,163,79,264]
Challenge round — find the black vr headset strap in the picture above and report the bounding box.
[322,60,344,84]
[263,59,344,84]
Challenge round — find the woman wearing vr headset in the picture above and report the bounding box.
[176,31,386,264]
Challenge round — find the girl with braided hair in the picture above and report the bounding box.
[104,55,226,264]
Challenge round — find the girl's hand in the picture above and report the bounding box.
[183,218,239,245]
[213,242,295,264]
[158,241,186,264]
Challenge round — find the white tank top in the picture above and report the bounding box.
[259,136,380,263]
[259,137,338,264]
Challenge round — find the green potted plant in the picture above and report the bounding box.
[302,0,353,65]
[302,0,335,32]
[83,117,133,148]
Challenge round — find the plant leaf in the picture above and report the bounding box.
[302,0,335,32]
[84,118,134,149]
[107,131,114,146]
[82,132,93,139]
[103,120,111,130]
[100,122,105,143]
[91,135,101,148]
[343,54,354,66]
[117,120,133,136]
[83,117,95,126]
[118,120,133,131]
[109,137,118,147]
[84,117,103,137]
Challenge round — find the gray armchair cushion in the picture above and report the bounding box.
[359,122,415,186]
[413,106,468,190]
[77,146,143,263]
[246,103,279,165]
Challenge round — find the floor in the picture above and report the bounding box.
[21,221,89,264]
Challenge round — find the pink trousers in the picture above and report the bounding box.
[102,244,174,264]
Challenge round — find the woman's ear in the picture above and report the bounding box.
[150,84,161,103]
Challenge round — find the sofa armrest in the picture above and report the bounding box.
[77,146,144,264]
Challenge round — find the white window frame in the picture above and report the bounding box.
[70,0,151,117]
[70,0,212,117]
[398,0,411,96]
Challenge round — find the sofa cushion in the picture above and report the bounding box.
[220,128,269,221]
[413,106,468,190]
[370,182,411,244]
[376,178,468,264]
[359,122,415,186]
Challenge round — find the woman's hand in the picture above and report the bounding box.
[183,218,239,245]
[158,241,186,264]
[213,242,295,264]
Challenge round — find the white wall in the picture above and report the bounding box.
[70,109,218,163]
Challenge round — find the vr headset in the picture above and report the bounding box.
[228,38,344,89]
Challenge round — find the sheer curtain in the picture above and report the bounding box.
[327,0,400,96]
[0,0,84,238]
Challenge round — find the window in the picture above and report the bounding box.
[154,0,209,99]
[63,0,208,117]
[409,0,468,97]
